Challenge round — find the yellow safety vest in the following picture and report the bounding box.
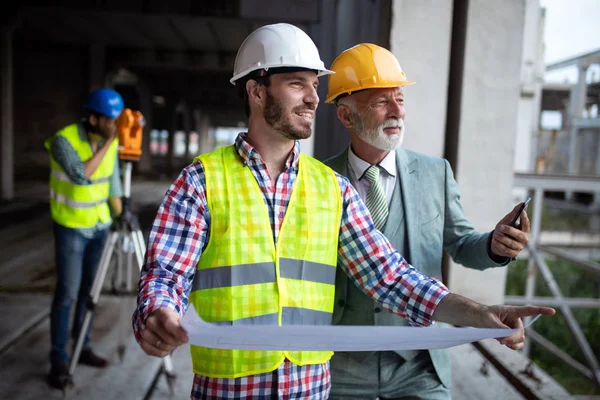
[189,145,342,378]
[44,123,118,229]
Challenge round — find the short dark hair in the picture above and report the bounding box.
[235,67,317,117]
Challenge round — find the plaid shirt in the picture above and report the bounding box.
[133,133,449,399]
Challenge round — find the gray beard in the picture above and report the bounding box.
[355,118,405,151]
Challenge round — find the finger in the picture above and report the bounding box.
[142,326,180,355]
[514,306,556,318]
[146,315,187,347]
[520,210,531,233]
[140,340,171,358]
[498,225,528,244]
[161,314,189,344]
[491,236,519,258]
[507,202,523,222]
[505,341,525,351]
[498,330,524,347]
[146,309,188,345]
[140,330,171,358]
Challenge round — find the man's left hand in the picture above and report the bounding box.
[491,202,531,258]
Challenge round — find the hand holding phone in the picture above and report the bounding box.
[510,196,531,227]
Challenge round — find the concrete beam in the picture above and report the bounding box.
[513,172,600,192]
[574,118,600,129]
[546,48,600,71]
[110,48,237,73]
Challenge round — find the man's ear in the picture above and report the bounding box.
[246,80,264,108]
[336,105,354,129]
[88,114,98,127]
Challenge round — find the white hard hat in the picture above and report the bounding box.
[230,23,333,85]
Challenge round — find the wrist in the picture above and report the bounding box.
[433,293,487,327]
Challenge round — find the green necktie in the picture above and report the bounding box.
[363,165,389,231]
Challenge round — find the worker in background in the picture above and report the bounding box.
[324,43,532,400]
[132,23,552,399]
[44,88,124,390]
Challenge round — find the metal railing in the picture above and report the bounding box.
[508,173,600,389]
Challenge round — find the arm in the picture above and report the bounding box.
[441,159,509,269]
[132,161,209,357]
[108,153,123,217]
[83,131,118,179]
[50,136,92,185]
[336,175,449,327]
[432,292,555,350]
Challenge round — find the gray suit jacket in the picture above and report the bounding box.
[324,147,507,388]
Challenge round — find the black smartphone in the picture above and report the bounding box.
[510,196,532,227]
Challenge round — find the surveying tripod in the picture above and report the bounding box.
[66,110,176,393]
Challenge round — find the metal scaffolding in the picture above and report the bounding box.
[509,172,600,389]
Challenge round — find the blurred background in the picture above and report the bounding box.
[0,0,598,398]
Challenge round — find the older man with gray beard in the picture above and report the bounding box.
[323,43,533,400]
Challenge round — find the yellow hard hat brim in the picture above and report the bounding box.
[325,80,416,104]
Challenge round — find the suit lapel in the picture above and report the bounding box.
[396,149,420,265]
[324,150,348,177]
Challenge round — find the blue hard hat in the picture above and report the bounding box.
[84,88,124,118]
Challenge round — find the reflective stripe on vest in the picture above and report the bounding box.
[45,123,117,228]
[189,145,342,379]
[191,259,337,291]
[51,169,111,185]
[49,188,108,209]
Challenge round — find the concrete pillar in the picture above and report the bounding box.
[566,62,589,200]
[513,0,544,202]
[136,82,153,174]
[194,108,212,155]
[1,25,15,200]
[446,0,527,305]
[389,0,454,158]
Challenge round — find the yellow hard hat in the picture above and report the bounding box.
[325,43,415,103]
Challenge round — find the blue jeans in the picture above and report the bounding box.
[50,222,108,366]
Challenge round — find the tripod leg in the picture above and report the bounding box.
[131,228,177,394]
[68,230,119,382]
[161,353,177,394]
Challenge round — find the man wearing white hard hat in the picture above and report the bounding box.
[132,24,553,399]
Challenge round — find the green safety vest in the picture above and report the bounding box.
[189,145,342,378]
[44,123,117,228]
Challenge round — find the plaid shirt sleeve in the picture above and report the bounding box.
[50,135,92,185]
[335,174,450,327]
[132,161,209,342]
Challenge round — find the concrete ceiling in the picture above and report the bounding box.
[7,0,322,111]
[11,1,319,62]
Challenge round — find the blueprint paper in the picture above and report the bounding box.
[181,304,541,351]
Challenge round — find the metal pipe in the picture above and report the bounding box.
[523,187,544,356]
[538,245,600,277]
[505,295,600,308]
[526,329,594,380]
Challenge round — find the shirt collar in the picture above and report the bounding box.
[234,132,300,169]
[348,146,397,180]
